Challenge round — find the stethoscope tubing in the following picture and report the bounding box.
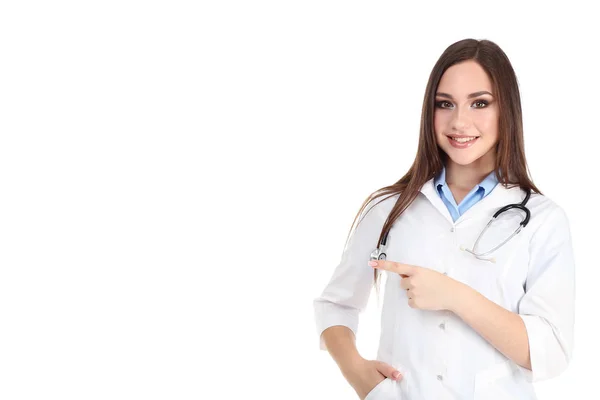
[370,187,531,262]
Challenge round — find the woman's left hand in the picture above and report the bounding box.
[368,259,468,312]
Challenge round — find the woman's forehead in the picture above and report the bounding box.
[437,61,493,95]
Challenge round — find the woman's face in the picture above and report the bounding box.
[434,60,499,167]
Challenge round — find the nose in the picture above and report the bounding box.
[450,107,471,132]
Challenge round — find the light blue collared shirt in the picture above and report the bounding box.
[435,166,499,222]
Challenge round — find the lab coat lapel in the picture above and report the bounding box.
[418,177,525,224]
[419,177,454,224]
[458,181,525,223]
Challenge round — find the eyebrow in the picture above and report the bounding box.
[435,91,493,99]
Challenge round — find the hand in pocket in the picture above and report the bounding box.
[345,359,403,400]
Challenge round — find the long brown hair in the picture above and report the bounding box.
[343,38,543,297]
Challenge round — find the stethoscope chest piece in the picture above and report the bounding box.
[370,248,386,261]
[370,229,390,261]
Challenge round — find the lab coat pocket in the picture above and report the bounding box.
[393,362,410,398]
[473,360,514,400]
[363,377,400,400]
[362,360,409,400]
[363,378,387,400]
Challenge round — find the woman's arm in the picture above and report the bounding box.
[321,325,364,374]
[450,205,575,382]
[313,198,386,352]
[450,284,531,369]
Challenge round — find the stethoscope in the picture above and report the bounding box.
[370,188,531,264]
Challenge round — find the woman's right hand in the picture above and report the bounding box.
[344,358,403,400]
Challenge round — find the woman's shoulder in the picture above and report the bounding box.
[528,191,567,215]
[525,191,571,236]
[353,192,401,228]
[361,192,400,216]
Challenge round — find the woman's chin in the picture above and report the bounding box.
[445,152,484,166]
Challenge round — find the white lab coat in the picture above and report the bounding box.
[313,177,575,400]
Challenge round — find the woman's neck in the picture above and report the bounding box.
[445,158,495,190]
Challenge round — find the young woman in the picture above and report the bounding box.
[313,38,575,400]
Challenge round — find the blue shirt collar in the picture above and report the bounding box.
[435,166,498,196]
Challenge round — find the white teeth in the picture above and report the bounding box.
[451,137,478,143]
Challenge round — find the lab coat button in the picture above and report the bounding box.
[437,374,443,381]
[450,227,455,232]
[443,271,448,275]
[439,322,445,330]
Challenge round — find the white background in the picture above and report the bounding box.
[0,1,597,399]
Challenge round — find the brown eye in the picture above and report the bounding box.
[473,100,489,108]
[435,101,452,109]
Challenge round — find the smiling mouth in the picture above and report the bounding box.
[448,136,480,143]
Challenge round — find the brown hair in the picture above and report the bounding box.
[344,38,543,297]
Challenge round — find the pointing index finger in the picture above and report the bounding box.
[369,260,413,277]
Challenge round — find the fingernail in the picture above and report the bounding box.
[392,371,401,379]
[368,260,377,267]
